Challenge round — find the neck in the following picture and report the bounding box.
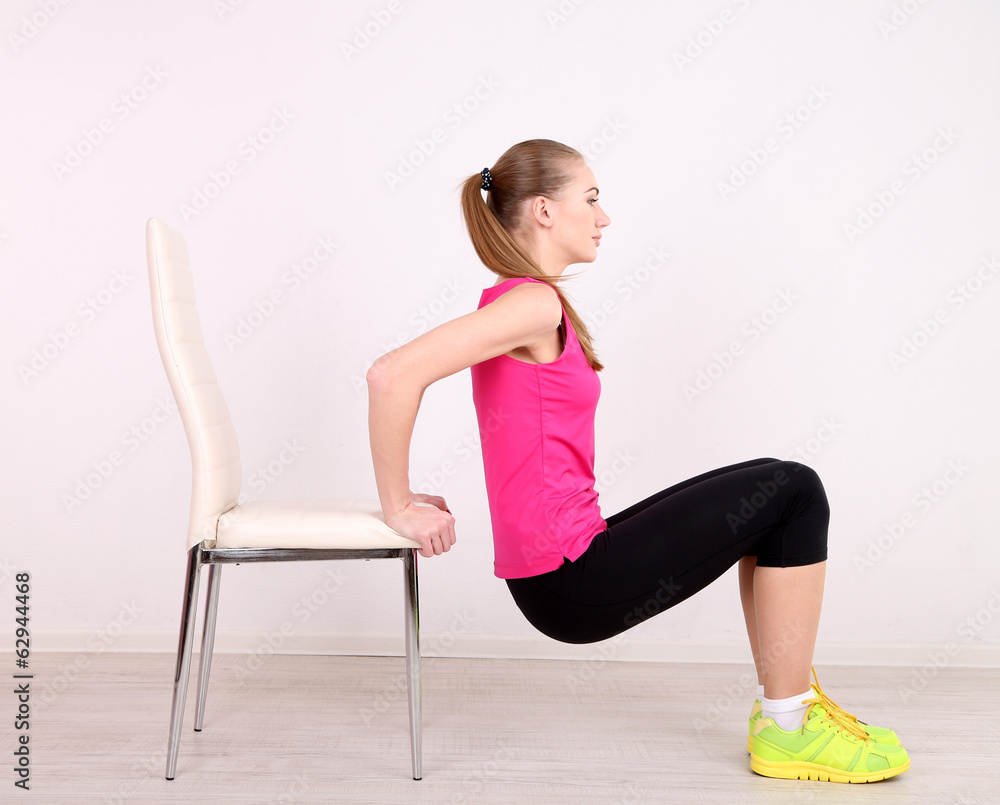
[513,232,567,279]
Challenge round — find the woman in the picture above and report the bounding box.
[366,139,909,783]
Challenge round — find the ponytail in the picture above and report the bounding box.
[460,139,603,372]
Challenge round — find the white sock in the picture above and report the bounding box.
[756,684,765,700]
[762,690,812,732]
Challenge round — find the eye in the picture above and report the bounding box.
[588,197,599,206]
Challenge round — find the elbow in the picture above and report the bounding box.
[366,353,394,394]
[367,351,426,402]
[366,362,385,395]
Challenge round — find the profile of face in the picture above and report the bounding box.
[526,160,611,269]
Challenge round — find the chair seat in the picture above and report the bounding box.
[215,498,421,550]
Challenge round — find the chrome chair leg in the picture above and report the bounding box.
[166,544,203,780]
[194,562,222,731]
[403,549,422,780]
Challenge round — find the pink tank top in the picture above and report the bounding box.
[471,277,606,579]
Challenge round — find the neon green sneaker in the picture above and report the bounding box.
[750,697,910,783]
[746,668,901,752]
[746,700,763,753]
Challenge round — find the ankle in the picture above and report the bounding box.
[762,690,812,732]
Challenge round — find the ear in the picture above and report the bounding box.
[528,195,555,229]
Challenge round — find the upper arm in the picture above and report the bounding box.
[367,281,562,390]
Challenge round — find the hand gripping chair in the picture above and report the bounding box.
[145,217,423,780]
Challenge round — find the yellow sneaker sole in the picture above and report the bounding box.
[750,755,910,783]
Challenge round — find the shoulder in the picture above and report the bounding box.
[487,279,562,328]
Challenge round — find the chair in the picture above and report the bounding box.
[145,217,423,780]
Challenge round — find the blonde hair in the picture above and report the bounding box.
[460,139,603,371]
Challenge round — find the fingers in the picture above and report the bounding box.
[389,502,456,558]
[420,509,457,557]
[437,511,457,554]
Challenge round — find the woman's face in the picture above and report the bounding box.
[546,161,611,267]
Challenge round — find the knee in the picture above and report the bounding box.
[781,462,830,515]
[781,460,822,487]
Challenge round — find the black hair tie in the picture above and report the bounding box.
[480,167,492,191]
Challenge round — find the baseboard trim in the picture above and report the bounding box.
[6,630,999,667]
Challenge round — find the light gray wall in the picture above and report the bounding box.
[3,0,998,668]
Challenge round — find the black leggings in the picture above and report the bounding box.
[505,458,829,644]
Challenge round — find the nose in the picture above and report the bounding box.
[597,207,611,229]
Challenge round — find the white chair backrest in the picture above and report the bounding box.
[146,218,242,549]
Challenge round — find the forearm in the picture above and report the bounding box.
[367,361,422,522]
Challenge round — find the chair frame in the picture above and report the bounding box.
[166,544,421,780]
[146,216,422,781]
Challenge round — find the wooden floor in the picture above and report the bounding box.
[8,653,998,804]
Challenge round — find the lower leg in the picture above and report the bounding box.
[754,561,826,699]
[749,559,909,780]
[738,556,763,686]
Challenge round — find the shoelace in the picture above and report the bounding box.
[805,666,871,742]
